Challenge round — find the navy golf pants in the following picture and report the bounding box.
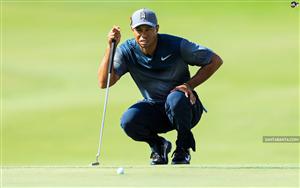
[120,90,204,151]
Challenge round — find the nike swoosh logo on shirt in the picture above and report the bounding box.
[161,54,172,61]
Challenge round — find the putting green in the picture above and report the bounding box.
[2,165,299,187]
[2,1,299,185]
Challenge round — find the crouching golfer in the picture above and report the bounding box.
[98,8,223,165]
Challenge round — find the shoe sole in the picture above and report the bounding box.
[171,153,191,165]
[171,161,190,165]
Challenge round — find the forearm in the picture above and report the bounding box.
[186,54,223,89]
[98,26,121,88]
[98,46,118,88]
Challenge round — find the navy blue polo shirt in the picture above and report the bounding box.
[113,34,213,102]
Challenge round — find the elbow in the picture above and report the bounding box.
[98,78,107,89]
[97,75,110,89]
[216,55,223,67]
[218,58,223,67]
[98,82,107,89]
[99,83,106,89]
[97,72,118,89]
[98,79,115,89]
[212,54,223,69]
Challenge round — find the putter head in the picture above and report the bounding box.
[90,161,100,166]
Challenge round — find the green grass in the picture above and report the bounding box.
[1,1,299,187]
[2,166,300,187]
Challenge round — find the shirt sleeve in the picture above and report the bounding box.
[113,47,128,77]
[180,39,214,66]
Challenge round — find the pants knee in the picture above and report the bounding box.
[165,91,196,130]
[165,91,190,113]
[120,111,135,136]
[120,110,147,141]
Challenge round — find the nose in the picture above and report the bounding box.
[140,31,148,39]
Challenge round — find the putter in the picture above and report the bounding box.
[91,39,116,166]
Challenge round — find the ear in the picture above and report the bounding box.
[156,25,159,32]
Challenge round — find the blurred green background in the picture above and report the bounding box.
[2,1,299,166]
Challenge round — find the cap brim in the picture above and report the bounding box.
[131,22,156,29]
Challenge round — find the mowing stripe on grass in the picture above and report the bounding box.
[2,164,300,169]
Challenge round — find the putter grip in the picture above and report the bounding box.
[108,39,116,74]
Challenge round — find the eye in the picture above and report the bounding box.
[147,27,155,32]
[135,28,142,32]
[144,26,151,31]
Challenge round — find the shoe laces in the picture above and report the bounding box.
[150,152,161,160]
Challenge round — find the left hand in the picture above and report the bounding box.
[171,83,196,105]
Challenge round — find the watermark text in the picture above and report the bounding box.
[263,136,300,143]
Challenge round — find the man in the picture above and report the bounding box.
[98,8,223,165]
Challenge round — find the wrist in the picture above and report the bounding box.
[183,83,193,91]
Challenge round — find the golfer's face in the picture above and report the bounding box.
[132,25,158,48]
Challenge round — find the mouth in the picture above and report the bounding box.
[139,40,147,43]
[139,40,150,46]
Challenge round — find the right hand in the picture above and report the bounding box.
[107,26,121,47]
[171,83,196,105]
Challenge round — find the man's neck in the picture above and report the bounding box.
[140,37,158,56]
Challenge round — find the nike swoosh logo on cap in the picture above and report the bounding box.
[161,54,172,61]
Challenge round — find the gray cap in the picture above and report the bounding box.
[130,8,157,29]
